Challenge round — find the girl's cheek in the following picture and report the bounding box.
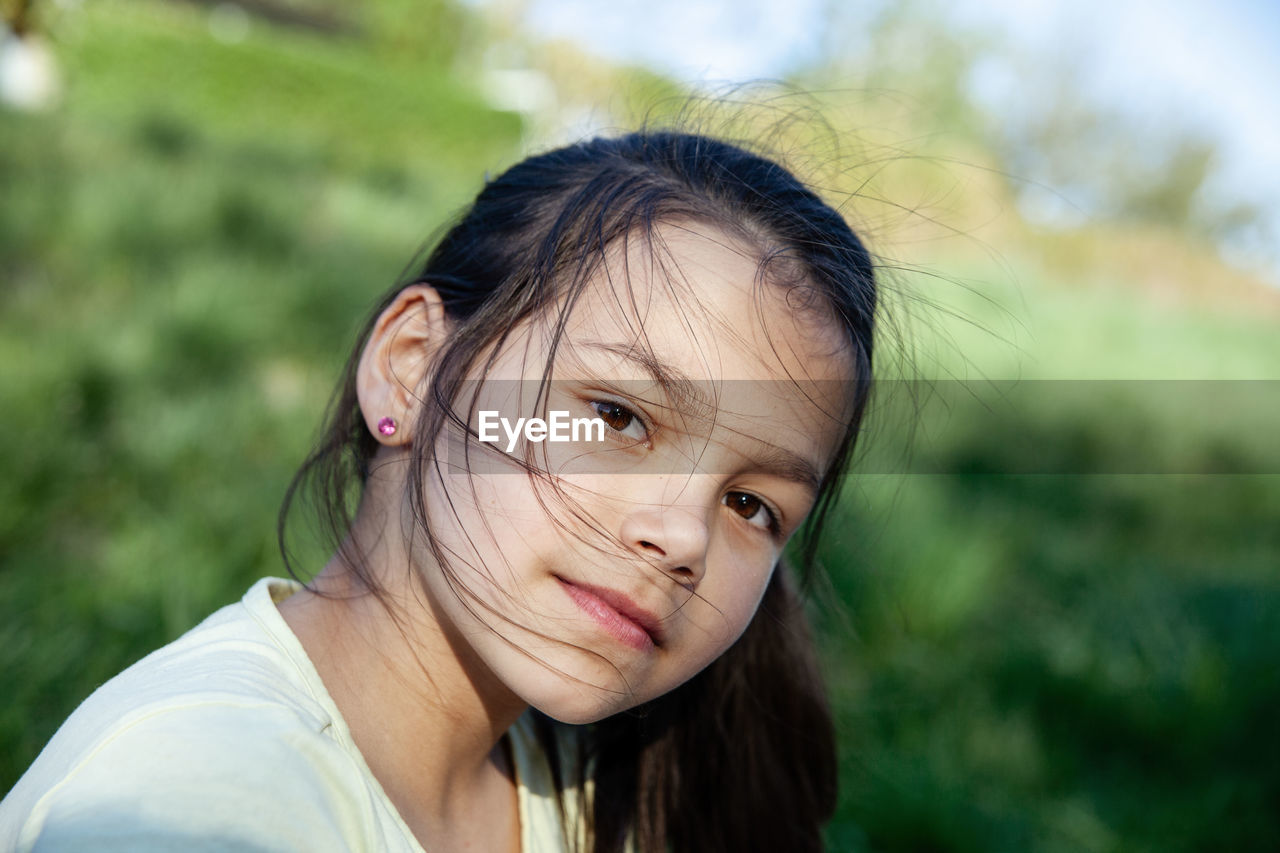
[697,557,774,641]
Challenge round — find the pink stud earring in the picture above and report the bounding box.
[377,416,397,436]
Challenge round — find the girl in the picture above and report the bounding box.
[1,129,876,852]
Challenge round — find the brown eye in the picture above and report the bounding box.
[726,492,760,517]
[588,400,646,441]
[723,491,777,533]
[594,402,633,431]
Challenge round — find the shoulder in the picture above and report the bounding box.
[8,700,371,852]
[0,579,405,852]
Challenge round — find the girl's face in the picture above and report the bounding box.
[416,223,854,724]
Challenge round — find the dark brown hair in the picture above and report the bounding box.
[280,127,876,851]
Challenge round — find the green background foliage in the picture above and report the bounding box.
[2,1,1278,849]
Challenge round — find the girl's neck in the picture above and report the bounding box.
[278,545,527,849]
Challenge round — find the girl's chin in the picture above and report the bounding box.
[513,670,651,725]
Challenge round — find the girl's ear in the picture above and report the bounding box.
[356,285,451,446]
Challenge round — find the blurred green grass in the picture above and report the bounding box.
[3,2,1280,850]
[821,471,1280,851]
[1,0,521,783]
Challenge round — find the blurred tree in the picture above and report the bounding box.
[167,0,474,66]
[1124,137,1216,227]
[171,0,352,35]
[812,0,994,143]
[2,0,35,35]
[362,0,475,66]
[806,0,1271,268]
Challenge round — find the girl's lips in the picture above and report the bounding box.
[556,577,663,652]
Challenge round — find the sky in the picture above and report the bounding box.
[953,0,1280,234]
[480,0,1280,274]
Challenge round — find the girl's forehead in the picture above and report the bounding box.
[462,223,856,476]
[559,222,853,386]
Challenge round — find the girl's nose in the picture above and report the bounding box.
[619,505,709,589]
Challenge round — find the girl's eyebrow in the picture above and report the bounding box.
[576,341,823,491]
[751,446,823,493]
[577,341,716,421]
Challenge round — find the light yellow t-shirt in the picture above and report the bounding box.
[0,578,583,852]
